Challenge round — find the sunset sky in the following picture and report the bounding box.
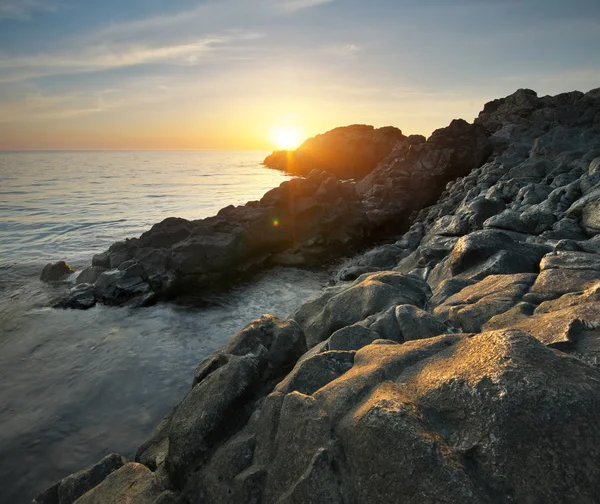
[0,0,599,150]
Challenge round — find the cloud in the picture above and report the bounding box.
[0,32,262,82]
[322,44,362,58]
[0,0,56,20]
[275,0,335,13]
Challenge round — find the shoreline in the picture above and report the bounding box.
[34,87,600,504]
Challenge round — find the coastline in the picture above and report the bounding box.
[34,87,600,503]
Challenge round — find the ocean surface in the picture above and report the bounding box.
[0,151,332,503]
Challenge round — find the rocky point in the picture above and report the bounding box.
[37,87,600,503]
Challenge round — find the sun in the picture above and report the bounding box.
[270,125,303,150]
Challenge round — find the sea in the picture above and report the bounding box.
[0,151,333,503]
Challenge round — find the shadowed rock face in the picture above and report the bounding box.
[263,124,411,180]
[36,88,600,504]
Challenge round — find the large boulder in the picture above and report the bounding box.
[170,330,600,503]
[263,125,407,179]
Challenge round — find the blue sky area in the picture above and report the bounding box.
[0,0,599,149]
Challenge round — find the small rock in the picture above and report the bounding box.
[40,261,75,283]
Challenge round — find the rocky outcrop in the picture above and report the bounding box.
[263,124,410,179]
[36,87,600,503]
[54,114,494,309]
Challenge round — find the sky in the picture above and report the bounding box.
[0,0,599,150]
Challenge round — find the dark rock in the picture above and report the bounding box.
[394,304,448,341]
[449,229,549,279]
[56,283,96,310]
[275,351,355,395]
[75,265,107,285]
[73,462,175,504]
[34,454,127,504]
[328,324,379,351]
[263,125,406,179]
[40,261,75,283]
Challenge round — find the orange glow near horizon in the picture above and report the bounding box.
[269,125,304,150]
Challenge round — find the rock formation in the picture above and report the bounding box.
[35,87,600,503]
[55,118,491,309]
[263,124,411,179]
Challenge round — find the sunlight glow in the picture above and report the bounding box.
[270,125,304,150]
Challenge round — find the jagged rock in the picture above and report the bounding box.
[56,283,96,310]
[75,266,107,285]
[394,304,448,341]
[567,187,600,235]
[275,351,355,395]
[263,124,407,179]
[40,261,75,283]
[433,274,536,332]
[448,229,549,280]
[356,119,493,230]
[33,454,127,504]
[72,463,175,504]
[528,268,600,302]
[429,277,476,308]
[327,324,380,351]
[293,271,431,348]
[338,243,408,281]
[187,330,600,503]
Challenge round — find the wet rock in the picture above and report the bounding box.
[75,266,107,285]
[57,283,96,310]
[40,261,75,283]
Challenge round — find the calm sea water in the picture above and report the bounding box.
[0,151,331,503]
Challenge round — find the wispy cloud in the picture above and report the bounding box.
[275,0,335,13]
[0,0,56,20]
[0,32,262,82]
[322,44,362,58]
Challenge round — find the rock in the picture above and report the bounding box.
[429,277,476,308]
[263,124,406,179]
[540,250,600,271]
[72,463,175,504]
[275,351,355,395]
[449,229,549,280]
[433,273,536,332]
[394,304,448,341]
[40,261,75,283]
[529,268,600,301]
[567,188,600,234]
[75,266,107,285]
[293,271,431,348]
[34,454,127,504]
[328,324,380,351]
[56,283,96,310]
[94,266,153,306]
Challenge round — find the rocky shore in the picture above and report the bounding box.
[36,87,600,503]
